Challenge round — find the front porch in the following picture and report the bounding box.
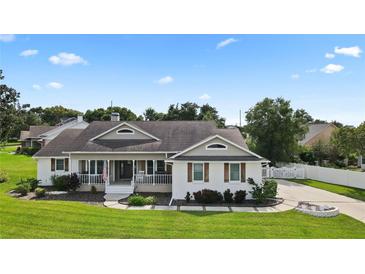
[76,159,172,194]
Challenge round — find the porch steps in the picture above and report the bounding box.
[105,184,134,195]
[104,193,130,201]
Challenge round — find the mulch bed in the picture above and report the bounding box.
[173,198,284,207]
[34,192,105,205]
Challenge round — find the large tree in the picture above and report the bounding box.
[40,106,81,125]
[244,97,310,163]
[143,107,164,121]
[0,70,20,144]
[84,106,139,122]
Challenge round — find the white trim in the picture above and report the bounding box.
[170,134,264,159]
[61,151,177,155]
[116,128,135,135]
[89,122,160,141]
[205,143,227,150]
[166,159,269,163]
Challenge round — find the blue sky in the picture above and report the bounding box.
[0,34,364,126]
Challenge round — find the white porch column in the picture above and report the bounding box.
[88,160,91,185]
[153,160,155,185]
[107,160,110,185]
[132,160,135,182]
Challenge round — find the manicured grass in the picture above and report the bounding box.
[290,179,365,202]
[1,152,365,238]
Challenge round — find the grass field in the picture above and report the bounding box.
[290,179,365,202]
[1,146,365,238]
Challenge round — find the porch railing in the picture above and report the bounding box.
[78,174,105,184]
[134,174,172,184]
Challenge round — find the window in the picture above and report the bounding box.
[193,163,204,181]
[90,160,96,174]
[56,159,64,171]
[147,160,154,174]
[156,160,165,173]
[362,156,365,165]
[116,128,134,134]
[206,143,227,150]
[97,160,104,174]
[230,163,240,181]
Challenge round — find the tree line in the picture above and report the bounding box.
[1,69,364,166]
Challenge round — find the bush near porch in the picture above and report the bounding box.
[1,146,365,239]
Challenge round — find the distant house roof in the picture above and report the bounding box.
[299,123,336,145]
[20,126,57,140]
[34,121,250,157]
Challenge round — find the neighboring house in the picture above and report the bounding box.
[20,115,89,149]
[299,123,337,147]
[33,114,267,200]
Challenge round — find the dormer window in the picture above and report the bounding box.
[116,128,134,134]
[206,143,227,150]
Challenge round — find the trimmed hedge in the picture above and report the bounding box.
[193,189,223,204]
[128,194,157,206]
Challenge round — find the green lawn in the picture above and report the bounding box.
[290,179,365,202]
[1,148,365,238]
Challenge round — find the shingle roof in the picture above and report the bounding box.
[172,156,264,161]
[34,121,248,156]
[299,123,334,145]
[34,129,84,157]
[28,126,57,138]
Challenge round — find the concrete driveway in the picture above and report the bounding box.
[277,179,365,223]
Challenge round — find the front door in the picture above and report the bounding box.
[119,160,133,180]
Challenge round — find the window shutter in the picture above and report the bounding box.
[224,163,229,182]
[65,158,69,172]
[240,163,246,182]
[204,163,209,182]
[187,163,192,182]
[51,158,55,171]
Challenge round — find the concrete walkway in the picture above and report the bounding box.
[277,179,365,223]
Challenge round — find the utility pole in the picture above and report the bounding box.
[239,109,242,127]
[110,100,113,108]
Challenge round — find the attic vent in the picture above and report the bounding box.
[206,143,227,150]
[117,128,134,134]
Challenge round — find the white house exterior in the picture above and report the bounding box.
[33,117,268,200]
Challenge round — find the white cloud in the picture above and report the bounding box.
[199,93,211,100]
[49,52,87,66]
[32,84,42,90]
[320,64,344,74]
[325,53,335,59]
[216,38,238,49]
[334,46,362,58]
[291,74,300,79]
[156,76,174,85]
[47,82,64,89]
[305,68,317,73]
[0,34,15,42]
[20,49,39,57]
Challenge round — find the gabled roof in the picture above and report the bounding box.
[299,123,336,145]
[34,121,248,156]
[20,126,57,140]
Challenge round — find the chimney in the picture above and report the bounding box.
[77,115,83,122]
[111,112,120,122]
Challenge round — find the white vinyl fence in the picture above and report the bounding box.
[264,166,305,179]
[264,164,365,189]
[293,164,365,190]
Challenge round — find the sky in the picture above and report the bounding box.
[0,34,364,126]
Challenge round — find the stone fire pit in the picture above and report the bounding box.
[295,202,339,218]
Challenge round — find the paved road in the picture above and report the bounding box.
[277,179,365,223]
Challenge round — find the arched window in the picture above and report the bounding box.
[116,128,134,134]
[206,143,227,150]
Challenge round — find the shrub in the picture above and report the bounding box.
[193,189,223,204]
[234,190,247,203]
[144,196,157,205]
[223,189,233,203]
[69,173,80,191]
[263,179,277,198]
[35,187,46,198]
[0,170,9,183]
[14,184,29,196]
[52,175,70,191]
[26,178,40,191]
[128,194,146,206]
[248,178,265,203]
[185,192,192,203]
[90,185,97,194]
